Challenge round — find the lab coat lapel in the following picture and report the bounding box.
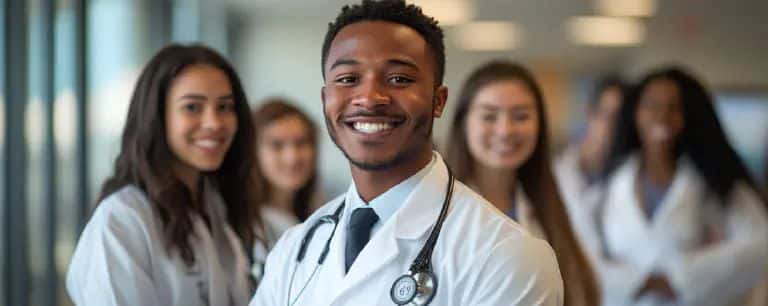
[320,189,357,304]
[336,215,401,298]
[604,157,658,266]
[330,155,449,303]
[394,155,448,239]
[202,181,234,306]
[650,160,700,232]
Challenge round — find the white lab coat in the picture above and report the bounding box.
[553,145,605,259]
[252,206,299,284]
[249,154,564,306]
[596,155,768,306]
[66,182,253,306]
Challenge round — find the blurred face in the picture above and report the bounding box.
[465,80,539,171]
[165,64,237,175]
[257,115,315,193]
[322,21,447,170]
[635,78,684,153]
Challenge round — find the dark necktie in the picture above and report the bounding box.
[345,207,379,273]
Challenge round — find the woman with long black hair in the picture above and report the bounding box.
[66,44,260,306]
[595,67,768,306]
[445,60,598,306]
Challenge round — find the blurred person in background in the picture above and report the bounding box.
[249,98,320,282]
[66,44,259,306]
[445,60,598,306]
[594,67,768,306]
[554,77,629,259]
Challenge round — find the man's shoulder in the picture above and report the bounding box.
[439,181,555,257]
[447,181,530,237]
[437,182,563,303]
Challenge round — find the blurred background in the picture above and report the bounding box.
[2,0,767,305]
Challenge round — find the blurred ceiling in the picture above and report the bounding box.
[225,0,768,82]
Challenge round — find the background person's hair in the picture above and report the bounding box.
[321,0,445,86]
[445,60,598,306]
[98,44,260,266]
[251,98,318,221]
[603,66,764,206]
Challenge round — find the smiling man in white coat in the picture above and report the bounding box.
[249,1,564,305]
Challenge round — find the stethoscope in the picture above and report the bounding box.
[287,165,455,306]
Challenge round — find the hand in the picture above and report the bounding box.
[635,274,677,301]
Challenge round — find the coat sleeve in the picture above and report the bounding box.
[462,236,564,306]
[249,225,301,306]
[65,199,161,306]
[594,256,652,303]
[664,184,768,305]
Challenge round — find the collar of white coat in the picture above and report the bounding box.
[609,154,702,224]
[346,154,436,230]
[615,154,700,192]
[342,151,450,240]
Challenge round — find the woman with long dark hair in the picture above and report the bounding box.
[66,44,260,306]
[445,60,598,306]
[595,67,768,306]
[249,98,319,280]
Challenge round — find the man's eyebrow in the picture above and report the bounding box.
[387,59,419,70]
[329,58,360,71]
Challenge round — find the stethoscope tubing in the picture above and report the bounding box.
[287,165,454,306]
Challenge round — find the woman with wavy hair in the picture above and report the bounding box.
[445,60,598,306]
[249,98,320,281]
[595,67,768,306]
[66,44,260,306]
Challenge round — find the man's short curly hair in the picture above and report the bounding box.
[321,0,445,86]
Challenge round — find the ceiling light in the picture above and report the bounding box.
[566,16,645,46]
[410,0,474,26]
[455,22,523,51]
[595,0,656,17]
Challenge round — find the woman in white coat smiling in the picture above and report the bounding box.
[595,67,768,306]
[66,44,261,306]
[445,60,598,306]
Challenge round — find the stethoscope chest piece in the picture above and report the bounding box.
[390,270,437,305]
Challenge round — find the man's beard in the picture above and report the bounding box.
[323,108,434,171]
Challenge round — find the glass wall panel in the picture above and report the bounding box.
[0,0,6,300]
[54,1,80,304]
[86,0,150,204]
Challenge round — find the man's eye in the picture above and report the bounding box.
[388,76,414,84]
[335,76,358,84]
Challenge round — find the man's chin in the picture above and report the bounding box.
[346,154,402,171]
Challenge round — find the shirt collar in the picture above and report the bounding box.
[347,154,437,226]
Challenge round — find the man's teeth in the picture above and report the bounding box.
[352,122,394,134]
[195,139,221,149]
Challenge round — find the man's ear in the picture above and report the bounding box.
[433,85,448,118]
[321,86,326,105]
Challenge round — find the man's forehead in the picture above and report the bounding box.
[325,21,432,69]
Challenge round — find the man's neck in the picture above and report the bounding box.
[350,148,433,203]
